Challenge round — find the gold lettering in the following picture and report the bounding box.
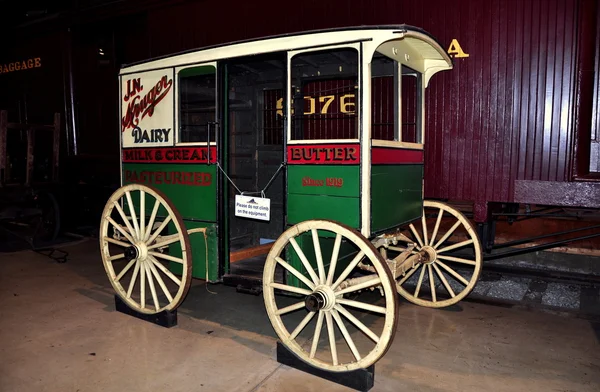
[319,95,334,114]
[0,57,42,75]
[340,94,355,114]
[447,39,469,58]
[276,97,283,117]
[303,96,315,115]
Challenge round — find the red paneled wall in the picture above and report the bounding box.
[143,0,591,220]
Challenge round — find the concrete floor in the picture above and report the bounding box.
[0,238,599,392]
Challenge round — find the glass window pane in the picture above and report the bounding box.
[371,52,396,141]
[401,65,421,144]
[179,66,216,143]
[290,48,359,140]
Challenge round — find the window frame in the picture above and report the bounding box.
[174,61,218,146]
[286,43,361,145]
[369,50,425,150]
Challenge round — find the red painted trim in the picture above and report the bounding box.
[287,143,360,165]
[371,148,423,164]
[122,146,217,163]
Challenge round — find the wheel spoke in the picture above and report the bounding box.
[289,237,320,286]
[107,216,136,244]
[147,258,174,302]
[331,309,361,361]
[414,264,426,297]
[309,311,324,359]
[398,264,420,285]
[270,282,312,296]
[276,257,315,290]
[437,239,474,254]
[140,260,146,309]
[311,229,326,284]
[108,253,125,261]
[335,305,379,343]
[428,264,436,302]
[149,251,183,264]
[421,213,429,246]
[336,298,387,314]
[125,191,141,240]
[326,234,342,286]
[149,255,181,286]
[104,236,131,248]
[331,250,365,291]
[436,254,477,266]
[147,216,173,246]
[436,260,470,286]
[144,262,160,311]
[409,223,424,248]
[147,236,182,250]
[335,276,381,296]
[289,311,315,340]
[429,208,444,248]
[433,220,461,249]
[115,258,136,281]
[144,199,160,241]
[325,311,338,366]
[275,301,306,316]
[433,262,456,298]
[113,202,137,242]
[126,261,140,298]
[139,190,145,240]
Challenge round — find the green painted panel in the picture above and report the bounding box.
[287,193,359,228]
[123,163,217,222]
[287,165,359,197]
[169,221,219,281]
[371,164,423,233]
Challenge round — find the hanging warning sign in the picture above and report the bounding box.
[235,195,271,221]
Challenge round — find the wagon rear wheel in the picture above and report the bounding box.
[263,220,398,372]
[99,184,192,314]
[390,200,482,308]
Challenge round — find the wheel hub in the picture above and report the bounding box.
[420,245,437,264]
[305,285,337,312]
[305,293,326,312]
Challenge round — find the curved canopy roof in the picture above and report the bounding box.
[120,24,453,85]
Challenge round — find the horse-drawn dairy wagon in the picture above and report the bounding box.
[100,25,483,372]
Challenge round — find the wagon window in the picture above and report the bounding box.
[290,48,359,141]
[371,52,396,141]
[401,65,422,144]
[178,65,217,143]
[371,53,423,145]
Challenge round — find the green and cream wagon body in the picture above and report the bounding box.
[100,25,483,371]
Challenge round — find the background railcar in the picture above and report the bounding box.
[1,0,599,251]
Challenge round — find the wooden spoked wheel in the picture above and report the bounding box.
[391,200,482,308]
[263,220,398,372]
[99,184,192,314]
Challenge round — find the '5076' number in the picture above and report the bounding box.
[276,94,356,116]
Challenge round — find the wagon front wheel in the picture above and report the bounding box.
[99,184,192,314]
[263,220,398,372]
[391,200,483,308]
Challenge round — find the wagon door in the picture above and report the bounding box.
[221,54,286,281]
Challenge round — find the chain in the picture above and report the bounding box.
[215,161,285,198]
